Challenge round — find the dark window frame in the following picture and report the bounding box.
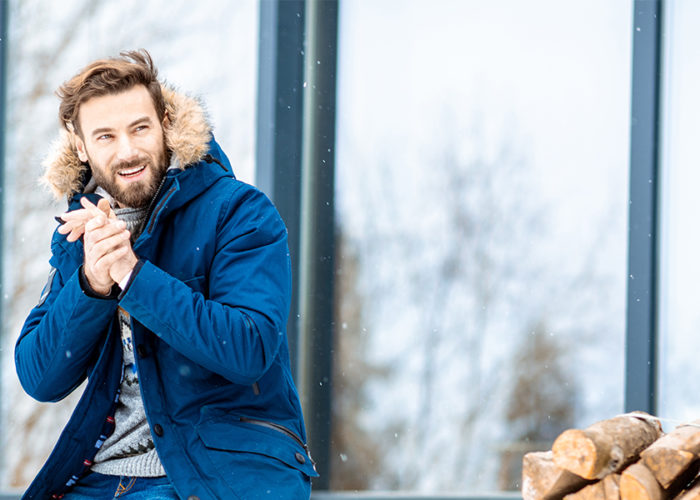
[625,0,663,416]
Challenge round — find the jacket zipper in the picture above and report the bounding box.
[142,176,168,234]
[142,153,226,235]
[239,417,316,467]
[145,181,177,235]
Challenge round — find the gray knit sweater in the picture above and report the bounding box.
[91,206,166,477]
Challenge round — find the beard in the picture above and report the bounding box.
[89,141,169,208]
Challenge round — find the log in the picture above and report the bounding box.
[642,448,695,490]
[648,421,700,454]
[552,412,663,479]
[564,480,606,500]
[620,463,663,500]
[603,474,621,500]
[641,421,700,489]
[522,450,593,500]
[564,474,621,500]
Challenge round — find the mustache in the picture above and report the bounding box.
[111,157,151,174]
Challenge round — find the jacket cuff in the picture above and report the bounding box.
[78,265,120,299]
[118,259,145,300]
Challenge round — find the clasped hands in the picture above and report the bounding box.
[58,198,138,295]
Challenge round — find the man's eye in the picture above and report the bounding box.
[135,125,148,132]
[97,134,112,141]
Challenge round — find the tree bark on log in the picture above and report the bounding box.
[641,448,694,490]
[522,451,593,500]
[640,421,700,489]
[552,413,662,479]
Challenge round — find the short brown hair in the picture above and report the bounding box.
[57,49,165,137]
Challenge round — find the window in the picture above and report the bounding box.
[331,0,633,492]
[658,0,700,423]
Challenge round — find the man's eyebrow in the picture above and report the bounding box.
[89,116,153,138]
[129,116,153,128]
[90,126,114,138]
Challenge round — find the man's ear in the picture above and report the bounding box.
[75,135,89,163]
[162,110,171,130]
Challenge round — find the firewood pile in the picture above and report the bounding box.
[522,412,700,500]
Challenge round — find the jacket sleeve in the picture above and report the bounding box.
[119,186,292,386]
[15,238,119,402]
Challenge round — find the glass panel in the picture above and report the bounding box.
[3,0,257,488]
[332,0,632,492]
[658,1,700,424]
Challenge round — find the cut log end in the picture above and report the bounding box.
[620,463,662,500]
[553,429,600,479]
[522,451,592,500]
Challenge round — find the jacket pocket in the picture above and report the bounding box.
[196,416,319,479]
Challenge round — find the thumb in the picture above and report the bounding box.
[97,198,116,219]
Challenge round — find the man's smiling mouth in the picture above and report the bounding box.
[118,165,146,178]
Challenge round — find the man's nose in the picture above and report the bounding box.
[115,135,138,162]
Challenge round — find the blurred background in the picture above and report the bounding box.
[0,0,697,497]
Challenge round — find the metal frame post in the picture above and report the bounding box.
[298,0,338,489]
[256,0,306,373]
[625,0,663,414]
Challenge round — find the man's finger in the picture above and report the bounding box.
[84,215,110,233]
[94,245,130,271]
[59,208,89,222]
[86,218,126,238]
[57,222,73,234]
[96,198,116,219]
[57,219,82,233]
[87,230,130,256]
[87,239,132,283]
[66,227,86,243]
[60,200,115,237]
[80,197,107,218]
[84,227,130,262]
[57,220,87,242]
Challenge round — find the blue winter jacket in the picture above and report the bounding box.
[15,88,317,499]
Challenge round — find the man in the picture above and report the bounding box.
[15,50,317,499]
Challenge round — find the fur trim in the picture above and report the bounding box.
[41,84,212,200]
[41,129,87,200]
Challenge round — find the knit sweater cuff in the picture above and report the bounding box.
[90,448,165,477]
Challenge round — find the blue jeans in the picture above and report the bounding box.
[62,472,179,499]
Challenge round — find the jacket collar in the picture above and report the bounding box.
[41,86,212,201]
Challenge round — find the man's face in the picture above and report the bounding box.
[75,85,169,208]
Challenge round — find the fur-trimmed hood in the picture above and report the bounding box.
[41,85,212,200]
